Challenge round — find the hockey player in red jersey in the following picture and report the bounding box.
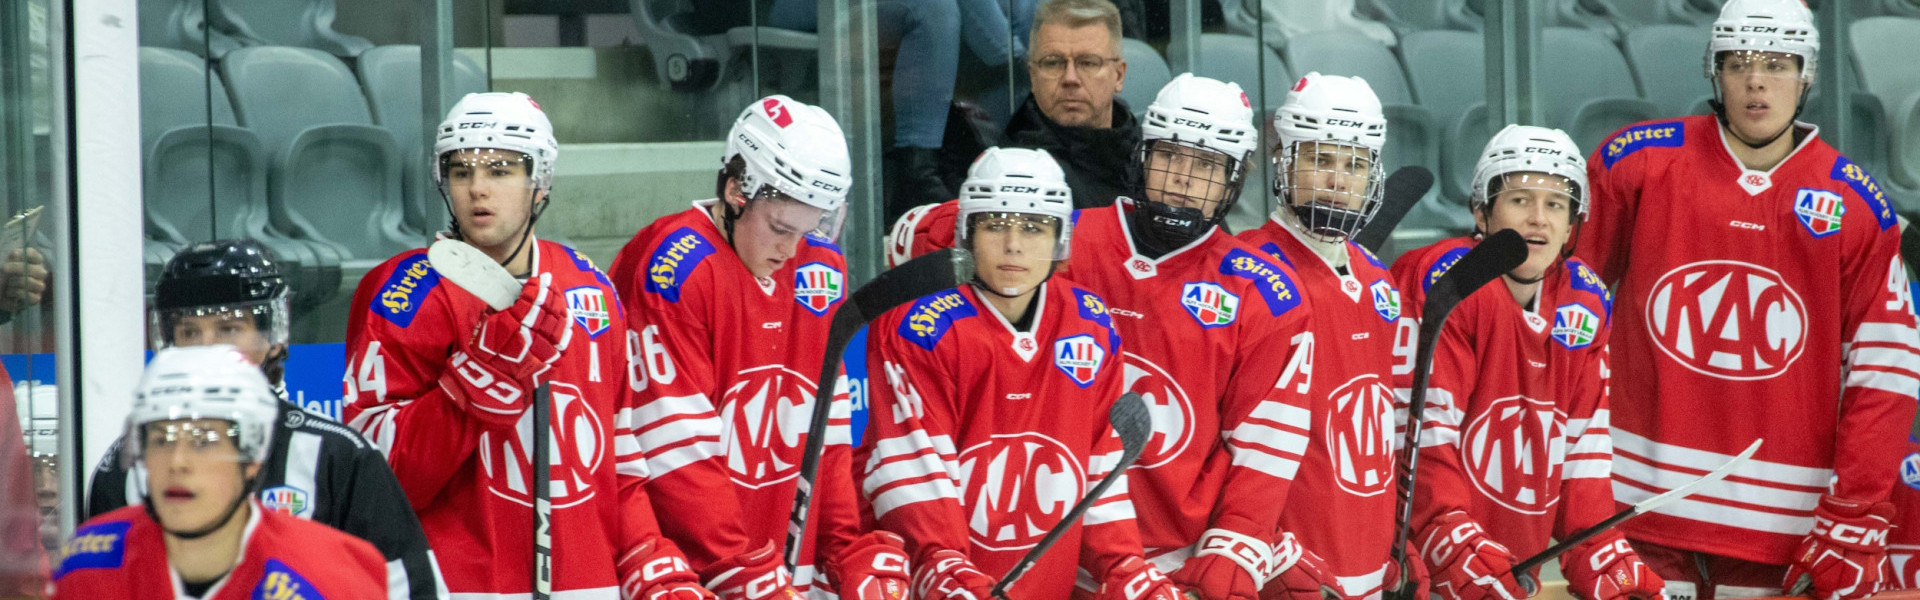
[1883,432,1920,590]
[859,146,1184,600]
[1576,0,1920,597]
[1235,72,1416,600]
[609,95,898,599]
[54,346,387,600]
[1393,126,1663,600]
[343,92,720,599]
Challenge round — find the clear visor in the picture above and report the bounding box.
[1276,140,1384,240]
[1142,140,1244,218]
[440,149,537,191]
[123,419,244,469]
[1481,172,1582,223]
[960,212,1072,261]
[148,296,290,356]
[1713,50,1807,83]
[743,186,847,242]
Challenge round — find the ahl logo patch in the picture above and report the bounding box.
[1793,188,1846,238]
[793,262,844,316]
[1180,283,1240,328]
[261,485,311,518]
[1053,334,1106,388]
[1552,304,1600,350]
[1904,453,1920,491]
[566,286,612,339]
[1370,280,1400,322]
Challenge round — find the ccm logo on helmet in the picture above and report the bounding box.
[1000,185,1042,194]
[457,121,497,129]
[1738,25,1780,33]
[1525,147,1564,157]
[811,179,844,193]
[1324,118,1368,129]
[1172,117,1213,130]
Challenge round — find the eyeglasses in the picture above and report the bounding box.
[1029,54,1122,79]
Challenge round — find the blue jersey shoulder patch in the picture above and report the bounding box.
[563,245,614,288]
[645,227,717,303]
[898,290,977,351]
[1352,241,1386,270]
[1072,287,1121,352]
[370,254,441,328]
[1602,121,1684,169]
[54,520,130,580]
[1258,242,1294,268]
[253,558,327,600]
[1566,259,1613,319]
[804,232,845,255]
[1218,248,1303,317]
[1422,247,1471,293]
[1831,156,1896,230]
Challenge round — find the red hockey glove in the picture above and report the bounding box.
[439,271,572,428]
[1385,540,1430,600]
[618,539,718,600]
[833,531,910,600]
[1263,534,1344,600]
[1091,556,1185,600]
[1784,495,1894,600]
[700,541,800,600]
[910,549,995,600]
[1418,511,1526,600]
[1172,528,1277,600]
[1562,531,1664,600]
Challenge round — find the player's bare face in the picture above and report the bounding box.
[1029,24,1126,129]
[142,419,257,533]
[1144,143,1234,218]
[171,313,269,365]
[1286,141,1372,211]
[1475,173,1574,281]
[445,149,541,259]
[1716,51,1805,143]
[734,195,827,279]
[970,214,1059,298]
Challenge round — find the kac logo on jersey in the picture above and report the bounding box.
[255,558,326,600]
[1123,355,1196,469]
[793,262,844,316]
[956,433,1086,551]
[1832,156,1895,230]
[1325,375,1396,496]
[1181,283,1240,328]
[1461,395,1567,514]
[1552,304,1600,350]
[1370,280,1401,322]
[53,520,129,579]
[901,290,977,351]
[1645,260,1807,380]
[646,227,717,303]
[566,286,612,339]
[1793,188,1846,238]
[1602,121,1684,169]
[478,382,606,508]
[1423,247,1470,292]
[373,254,442,328]
[261,485,311,518]
[719,365,816,488]
[1902,453,1920,491]
[1054,334,1106,388]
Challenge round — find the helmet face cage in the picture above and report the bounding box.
[959,211,1073,261]
[149,296,291,354]
[1273,139,1385,242]
[1139,139,1247,222]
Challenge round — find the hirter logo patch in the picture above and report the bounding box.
[793,262,844,316]
[566,286,612,339]
[1793,188,1845,238]
[1053,334,1106,388]
[1180,282,1240,328]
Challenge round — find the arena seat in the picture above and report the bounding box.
[1285,31,1440,203]
[1541,27,1664,153]
[356,45,490,237]
[1852,17,1920,190]
[213,0,372,57]
[1118,38,1172,119]
[1400,30,1487,205]
[1624,24,1713,118]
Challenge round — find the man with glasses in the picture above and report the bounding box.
[1577,1,1920,599]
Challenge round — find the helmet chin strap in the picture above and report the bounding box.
[440,186,549,276]
[1709,79,1810,150]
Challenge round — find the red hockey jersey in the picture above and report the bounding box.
[859,281,1145,598]
[52,502,386,600]
[607,201,860,590]
[1885,437,1920,589]
[343,239,713,598]
[1391,237,1618,570]
[1238,219,1401,598]
[1578,115,1920,563]
[1054,200,1316,570]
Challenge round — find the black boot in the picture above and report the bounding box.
[885,147,952,226]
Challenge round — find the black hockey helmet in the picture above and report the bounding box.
[150,240,292,381]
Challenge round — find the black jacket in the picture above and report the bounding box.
[1001,95,1144,210]
[89,398,441,600]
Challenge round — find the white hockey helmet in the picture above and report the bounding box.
[433,92,560,191]
[724,95,854,239]
[123,345,280,467]
[1142,74,1260,165]
[1706,0,1819,84]
[956,147,1076,260]
[1271,72,1389,241]
[1470,124,1589,223]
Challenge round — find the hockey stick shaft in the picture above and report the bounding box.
[1513,439,1762,594]
[534,381,553,600]
[786,249,975,571]
[1356,166,1436,254]
[992,393,1152,600]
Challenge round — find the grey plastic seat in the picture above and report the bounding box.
[212,0,371,57]
[1625,24,1712,118]
[221,46,417,264]
[1541,27,1663,153]
[629,0,817,93]
[138,47,342,306]
[138,0,255,57]
[1852,17,1920,190]
[1400,30,1487,204]
[1193,34,1295,232]
[1284,31,1440,203]
[1377,0,1482,31]
[1598,0,1715,26]
[1118,38,1172,118]
[356,45,490,237]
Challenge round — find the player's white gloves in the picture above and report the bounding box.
[910,548,995,600]
[1095,556,1186,600]
[1562,531,1664,600]
[439,271,572,429]
[700,541,800,600]
[1784,495,1894,600]
[618,538,718,600]
[1263,535,1343,600]
[832,531,911,600]
[1418,511,1526,600]
[1171,528,1277,600]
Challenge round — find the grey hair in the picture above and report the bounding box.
[1029,0,1123,55]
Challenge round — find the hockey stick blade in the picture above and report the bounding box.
[533,382,554,600]
[1386,229,1528,600]
[1514,438,1763,594]
[429,239,521,311]
[992,393,1151,600]
[785,248,976,571]
[1355,166,1435,254]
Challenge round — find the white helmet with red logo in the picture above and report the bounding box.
[724,95,853,238]
[1470,124,1589,223]
[1142,73,1260,165]
[957,147,1075,260]
[433,92,560,191]
[1707,0,1819,84]
[1271,72,1389,241]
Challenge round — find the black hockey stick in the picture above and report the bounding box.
[1354,166,1436,254]
[1513,439,1762,594]
[534,381,553,600]
[992,392,1154,600]
[1384,229,1529,600]
[785,248,977,571]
